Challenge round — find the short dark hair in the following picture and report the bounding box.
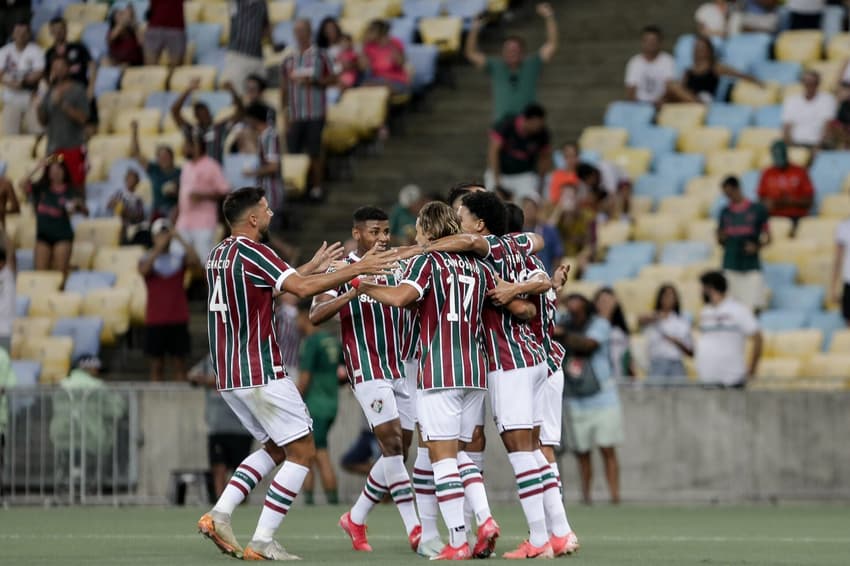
[192,101,211,115]
[721,175,740,189]
[245,73,267,91]
[700,270,728,294]
[352,206,388,225]
[447,181,485,208]
[223,187,266,226]
[505,202,524,233]
[642,25,662,37]
[576,162,599,181]
[523,103,546,120]
[245,102,271,123]
[462,191,507,236]
[565,293,595,316]
[504,35,526,49]
[49,16,66,26]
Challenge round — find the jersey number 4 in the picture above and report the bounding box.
[209,277,228,322]
[446,274,475,322]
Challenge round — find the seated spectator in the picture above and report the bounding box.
[787,0,825,30]
[576,163,623,221]
[143,0,187,67]
[0,21,45,135]
[695,0,734,37]
[241,102,285,216]
[624,25,675,106]
[171,79,244,164]
[107,5,144,67]
[130,120,180,221]
[638,284,693,381]
[316,17,345,61]
[390,184,424,244]
[696,271,762,386]
[739,0,780,33]
[551,183,596,265]
[335,34,361,89]
[360,20,410,95]
[521,194,563,274]
[138,218,200,381]
[757,140,814,229]
[782,71,836,148]
[594,288,634,379]
[107,169,147,245]
[821,80,850,150]
[486,103,553,201]
[0,176,21,229]
[667,35,761,104]
[548,142,580,204]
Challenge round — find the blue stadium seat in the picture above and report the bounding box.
[445,0,487,28]
[145,90,181,113]
[762,263,797,291]
[706,104,754,140]
[272,21,295,48]
[675,34,725,74]
[15,249,34,272]
[754,105,782,128]
[655,153,705,183]
[607,242,656,269]
[771,285,825,312]
[390,17,417,45]
[194,91,232,117]
[740,170,760,200]
[721,33,771,72]
[403,0,443,21]
[660,241,712,265]
[604,102,655,130]
[628,126,677,161]
[52,317,104,361]
[64,271,117,295]
[407,44,439,93]
[82,22,110,61]
[16,296,30,317]
[0,161,5,177]
[822,4,845,41]
[188,23,224,60]
[751,60,802,85]
[31,0,74,33]
[223,153,260,190]
[582,263,640,286]
[808,311,846,350]
[810,151,850,195]
[198,48,229,73]
[93,66,122,97]
[296,2,342,28]
[633,173,682,203]
[10,360,41,387]
[760,309,809,331]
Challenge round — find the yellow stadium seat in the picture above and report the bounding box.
[775,30,823,64]
[829,329,850,354]
[756,145,810,169]
[767,216,793,241]
[597,221,632,251]
[16,271,63,301]
[97,90,147,134]
[827,32,850,60]
[489,0,509,14]
[804,354,850,378]
[112,108,162,135]
[10,317,53,359]
[64,2,108,23]
[322,122,360,154]
[657,195,705,219]
[731,80,780,107]
[806,60,844,92]
[184,1,203,22]
[685,175,723,204]
[419,17,462,56]
[268,0,296,22]
[578,127,629,154]
[200,4,231,44]
[339,17,370,43]
[19,336,74,383]
[769,329,823,359]
[86,135,132,169]
[757,357,803,379]
[4,158,39,188]
[819,194,850,218]
[630,196,654,217]
[657,103,706,131]
[562,280,601,300]
[29,291,83,320]
[282,154,310,196]
[705,148,754,176]
[116,272,147,326]
[633,213,684,245]
[86,154,106,183]
[74,218,123,247]
[602,147,652,178]
[639,264,687,286]
[677,281,704,319]
[121,66,170,95]
[613,279,657,315]
[93,246,146,277]
[330,86,390,138]
[37,21,83,48]
[678,127,731,154]
[761,238,824,269]
[683,259,719,280]
[82,288,132,346]
[170,65,218,92]
[685,218,718,245]
[343,0,393,18]
[7,211,36,249]
[0,135,37,162]
[796,217,839,242]
[736,127,782,151]
[798,254,833,289]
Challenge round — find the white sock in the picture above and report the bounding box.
[466,450,485,474]
[413,448,440,542]
[534,449,570,537]
[462,450,485,536]
[508,451,548,548]
[383,454,420,535]
[549,460,572,533]
[432,458,466,548]
[458,451,491,525]
[252,461,309,542]
[213,449,276,515]
[350,457,387,525]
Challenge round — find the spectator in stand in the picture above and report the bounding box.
[130,121,180,221]
[231,74,275,154]
[486,103,552,200]
[0,177,21,229]
[521,194,563,274]
[0,21,44,135]
[0,231,16,352]
[594,288,634,380]
[242,102,285,215]
[171,78,244,164]
[0,1,31,46]
[667,35,761,104]
[316,17,345,61]
[144,0,186,67]
[833,199,850,325]
[639,284,693,381]
[107,5,144,67]
[281,19,334,201]
[552,183,596,265]
[558,293,623,505]
[174,131,230,261]
[334,34,360,90]
[822,80,850,150]
[389,184,424,244]
[695,0,735,37]
[787,0,825,29]
[46,18,93,90]
[274,293,301,381]
[37,56,89,194]
[220,0,269,95]
[624,25,675,107]
[548,141,580,204]
[139,218,200,381]
[576,162,622,221]
[757,140,814,231]
[718,175,771,312]
[782,71,836,148]
[739,0,780,34]
[360,19,410,95]
[107,169,147,245]
[696,271,762,386]
[465,3,558,123]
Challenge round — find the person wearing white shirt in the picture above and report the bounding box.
[624,25,676,105]
[782,71,836,147]
[639,284,694,381]
[832,208,850,325]
[695,271,763,387]
[0,22,45,135]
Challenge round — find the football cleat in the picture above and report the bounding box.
[339,512,372,552]
[502,540,554,559]
[472,517,500,559]
[550,532,580,556]
[243,539,302,561]
[408,524,423,552]
[197,511,243,559]
[430,542,472,561]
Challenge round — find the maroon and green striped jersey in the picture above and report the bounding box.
[525,255,566,376]
[206,236,297,391]
[400,306,420,362]
[325,252,405,385]
[481,233,547,372]
[401,251,497,390]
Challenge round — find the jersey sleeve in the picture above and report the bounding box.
[241,241,297,292]
[400,254,432,300]
[510,232,537,256]
[480,260,498,293]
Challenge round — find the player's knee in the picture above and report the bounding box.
[264,443,287,465]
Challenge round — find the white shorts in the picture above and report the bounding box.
[417,388,486,443]
[353,378,415,431]
[173,228,216,263]
[489,363,547,433]
[221,378,313,447]
[539,370,565,447]
[725,270,768,311]
[403,359,419,423]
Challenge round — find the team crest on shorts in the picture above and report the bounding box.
[371,399,383,413]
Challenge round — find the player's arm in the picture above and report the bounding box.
[355,280,420,308]
[504,297,536,320]
[516,232,545,254]
[487,273,551,305]
[398,234,491,260]
[282,248,397,299]
[309,289,357,324]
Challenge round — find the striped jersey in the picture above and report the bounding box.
[525,255,566,376]
[325,252,405,385]
[400,306,420,362]
[206,236,296,391]
[481,233,547,372]
[401,251,496,390]
[281,45,332,121]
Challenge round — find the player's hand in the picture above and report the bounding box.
[309,240,345,274]
[536,2,554,18]
[357,246,399,275]
[551,263,571,292]
[488,276,519,306]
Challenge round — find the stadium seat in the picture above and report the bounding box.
[685,218,718,244]
[115,272,147,326]
[29,291,83,320]
[677,281,704,318]
[656,153,705,184]
[607,241,657,267]
[736,127,782,152]
[796,217,839,242]
[15,296,30,317]
[199,3,231,44]
[419,17,463,56]
[808,312,846,351]
[613,279,657,315]
[804,354,850,378]
[138,132,186,164]
[602,147,652,178]
[638,264,687,287]
[579,127,629,154]
[82,288,132,346]
[81,21,110,61]
[121,66,170,96]
[269,0,296,22]
[596,220,632,251]
[37,20,82,49]
[751,60,802,85]
[15,271,63,301]
[112,108,161,135]
[628,126,677,160]
[657,195,704,219]
[170,65,218,92]
[87,134,132,166]
[406,44,439,93]
[768,216,794,242]
[762,238,823,271]
[445,0,487,27]
[811,151,850,195]
[757,357,802,379]
[187,23,224,58]
[731,81,780,107]
[806,60,844,92]
[705,149,755,176]
[582,263,640,286]
[827,32,850,60]
[183,0,203,22]
[721,33,771,71]
[818,194,850,218]
[775,30,824,64]
[10,360,41,387]
[64,2,108,23]
[15,249,33,271]
[771,285,825,312]
[753,105,782,128]
[604,102,655,130]
[11,317,53,359]
[705,104,754,140]
[799,254,834,289]
[52,317,104,361]
[659,241,712,266]
[64,271,117,296]
[674,34,725,73]
[561,280,602,301]
[283,154,310,195]
[678,127,731,154]
[657,103,706,132]
[768,329,823,359]
[0,135,38,163]
[762,263,797,291]
[634,214,684,245]
[632,173,681,203]
[403,0,442,20]
[17,336,73,384]
[756,146,811,169]
[73,218,123,247]
[828,328,850,354]
[390,17,417,45]
[760,309,809,331]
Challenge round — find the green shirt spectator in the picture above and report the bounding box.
[718,180,770,272]
[130,119,180,219]
[389,184,423,244]
[299,330,341,421]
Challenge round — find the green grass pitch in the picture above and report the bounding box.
[1,503,848,565]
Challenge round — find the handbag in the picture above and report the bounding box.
[562,356,601,398]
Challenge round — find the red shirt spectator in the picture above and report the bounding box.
[757,166,814,220]
[148,0,185,28]
[107,6,143,66]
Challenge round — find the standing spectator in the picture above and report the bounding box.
[281,19,334,201]
[360,20,410,95]
[0,21,44,135]
[486,103,552,200]
[667,35,761,104]
[782,71,836,147]
[787,0,825,29]
[624,25,676,106]
[138,218,200,381]
[833,199,850,325]
[45,18,93,89]
[389,184,424,244]
[175,131,230,261]
[757,140,814,230]
[521,194,563,274]
[37,56,89,193]
[465,3,558,123]
[107,5,144,67]
[594,288,634,379]
[696,271,762,386]
[171,79,244,164]
[548,141,580,204]
[718,175,771,312]
[130,121,180,221]
[106,169,147,245]
[695,0,734,37]
[274,293,301,381]
[0,231,15,352]
[220,0,269,95]
[296,301,342,505]
[822,80,850,150]
[0,346,16,498]
[144,0,186,66]
[242,102,285,216]
[638,284,694,381]
[559,294,623,505]
[739,0,780,33]
[552,183,596,264]
[316,17,345,61]
[0,1,31,46]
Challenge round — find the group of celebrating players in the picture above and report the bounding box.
[196,181,578,561]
